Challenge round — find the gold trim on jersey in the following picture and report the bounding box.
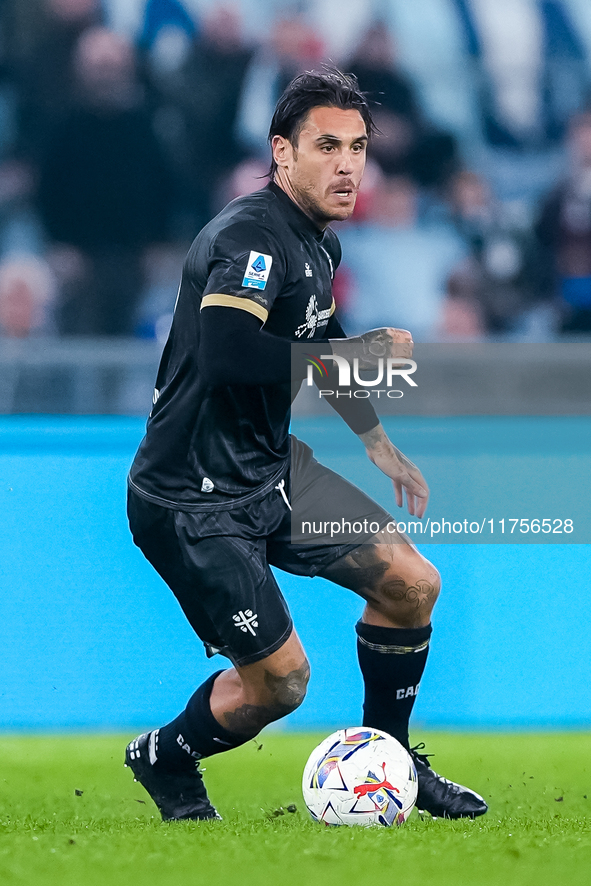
[200,293,269,323]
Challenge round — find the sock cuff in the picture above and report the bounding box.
[185,669,250,752]
[355,620,432,653]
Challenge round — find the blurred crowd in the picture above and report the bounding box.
[2,0,591,343]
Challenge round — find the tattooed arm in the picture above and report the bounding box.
[328,323,428,516]
[330,326,414,365]
[359,422,430,518]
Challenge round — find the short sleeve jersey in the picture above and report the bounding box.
[128,182,341,510]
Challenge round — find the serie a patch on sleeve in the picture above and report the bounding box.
[242,251,273,290]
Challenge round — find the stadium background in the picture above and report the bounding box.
[0,0,590,735]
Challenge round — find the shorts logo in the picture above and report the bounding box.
[305,262,313,277]
[233,609,259,635]
[201,477,214,493]
[242,251,273,290]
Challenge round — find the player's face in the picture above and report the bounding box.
[273,106,368,227]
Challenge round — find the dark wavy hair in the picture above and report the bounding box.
[268,66,376,176]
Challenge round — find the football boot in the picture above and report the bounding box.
[410,744,488,819]
[125,731,221,821]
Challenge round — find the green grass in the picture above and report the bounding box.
[0,732,589,886]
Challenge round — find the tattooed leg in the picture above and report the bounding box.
[320,529,440,628]
[319,532,440,749]
[209,629,310,736]
[217,662,311,735]
[147,630,309,773]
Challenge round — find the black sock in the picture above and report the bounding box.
[153,670,251,771]
[356,621,432,750]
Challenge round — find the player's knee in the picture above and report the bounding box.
[375,549,441,626]
[267,658,310,715]
[418,557,441,615]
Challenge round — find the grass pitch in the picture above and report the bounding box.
[0,731,589,886]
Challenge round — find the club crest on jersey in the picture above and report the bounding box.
[242,251,273,290]
[295,294,332,338]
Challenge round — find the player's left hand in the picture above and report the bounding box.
[359,424,429,518]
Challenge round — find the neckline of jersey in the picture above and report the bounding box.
[266,180,328,242]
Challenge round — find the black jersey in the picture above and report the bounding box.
[129,182,342,511]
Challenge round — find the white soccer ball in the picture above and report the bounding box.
[302,727,418,827]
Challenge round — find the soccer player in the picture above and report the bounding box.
[125,68,487,821]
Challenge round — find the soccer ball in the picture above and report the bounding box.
[302,727,418,827]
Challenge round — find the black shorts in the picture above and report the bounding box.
[127,437,392,667]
